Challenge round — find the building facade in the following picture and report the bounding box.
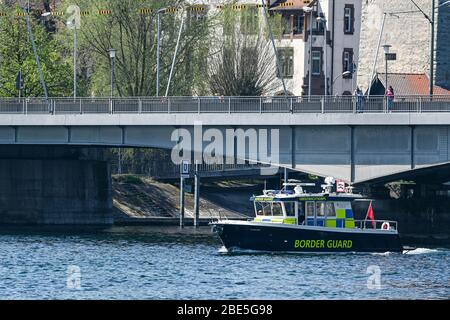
[358,0,450,93]
[209,0,363,96]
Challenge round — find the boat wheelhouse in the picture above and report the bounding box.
[212,178,403,253]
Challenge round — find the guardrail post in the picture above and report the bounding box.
[290,97,293,114]
[228,97,231,114]
[418,96,422,113]
[80,98,82,114]
[321,97,325,114]
[168,97,171,114]
[25,99,27,115]
[138,98,142,114]
[259,97,262,113]
[198,97,201,114]
[109,98,113,114]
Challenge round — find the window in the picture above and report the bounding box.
[343,48,354,78]
[293,14,304,35]
[255,202,271,216]
[278,48,294,78]
[316,202,326,217]
[306,202,315,217]
[325,202,336,217]
[241,5,259,35]
[312,50,321,75]
[272,202,283,216]
[344,4,354,34]
[314,19,325,34]
[285,202,296,217]
[282,13,304,36]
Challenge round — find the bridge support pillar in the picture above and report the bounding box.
[0,146,112,225]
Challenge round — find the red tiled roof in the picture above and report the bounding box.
[376,73,450,95]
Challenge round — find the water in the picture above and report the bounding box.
[0,226,448,300]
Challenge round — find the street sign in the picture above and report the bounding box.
[385,53,397,61]
[181,160,190,178]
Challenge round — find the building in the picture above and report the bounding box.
[204,0,362,96]
[358,0,450,93]
[368,73,450,96]
[270,0,362,96]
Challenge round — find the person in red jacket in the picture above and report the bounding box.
[385,86,394,112]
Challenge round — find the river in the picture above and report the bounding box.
[0,226,448,300]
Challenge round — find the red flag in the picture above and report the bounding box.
[366,201,375,228]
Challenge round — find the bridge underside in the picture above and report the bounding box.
[1,125,449,183]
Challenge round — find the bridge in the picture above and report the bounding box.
[1,95,450,182]
[1,95,450,225]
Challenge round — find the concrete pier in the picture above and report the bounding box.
[0,146,113,225]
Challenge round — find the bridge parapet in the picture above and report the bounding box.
[0,95,449,115]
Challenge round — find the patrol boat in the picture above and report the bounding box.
[212,178,403,253]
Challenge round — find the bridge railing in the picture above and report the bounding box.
[0,95,449,114]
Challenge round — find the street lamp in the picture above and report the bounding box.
[317,15,327,96]
[382,44,391,92]
[67,19,78,99]
[408,0,438,95]
[109,48,120,173]
[332,71,352,87]
[156,8,167,97]
[303,6,313,97]
[108,48,116,98]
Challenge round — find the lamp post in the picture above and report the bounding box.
[23,0,48,100]
[108,48,116,98]
[261,0,288,97]
[408,0,438,95]
[382,44,391,92]
[67,20,78,99]
[156,8,166,97]
[332,71,352,87]
[303,6,313,97]
[317,16,327,96]
[109,48,120,174]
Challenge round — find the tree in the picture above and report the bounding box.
[207,4,283,96]
[68,0,212,97]
[0,4,72,97]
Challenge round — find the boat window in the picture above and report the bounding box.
[306,202,315,217]
[285,202,296,217]
[326,202,336,217]
[272,202,283,216]
[316,202,326,217]
[255,202,271,216]
[298,202,304,217]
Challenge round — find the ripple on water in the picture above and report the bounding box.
[0,229,448,300]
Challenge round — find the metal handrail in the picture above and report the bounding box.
[354,219,398,231]
[0,95,448,115]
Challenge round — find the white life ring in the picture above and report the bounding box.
[381,222,390,230]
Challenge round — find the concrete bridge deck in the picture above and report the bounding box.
[1,95,450,184]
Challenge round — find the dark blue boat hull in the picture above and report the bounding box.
[213,222,403,253]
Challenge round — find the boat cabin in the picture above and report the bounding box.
[252,180,361,229]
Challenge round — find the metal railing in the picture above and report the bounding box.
[354,220,398,231]
[0,95,449,114]
[110,160,270,178]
